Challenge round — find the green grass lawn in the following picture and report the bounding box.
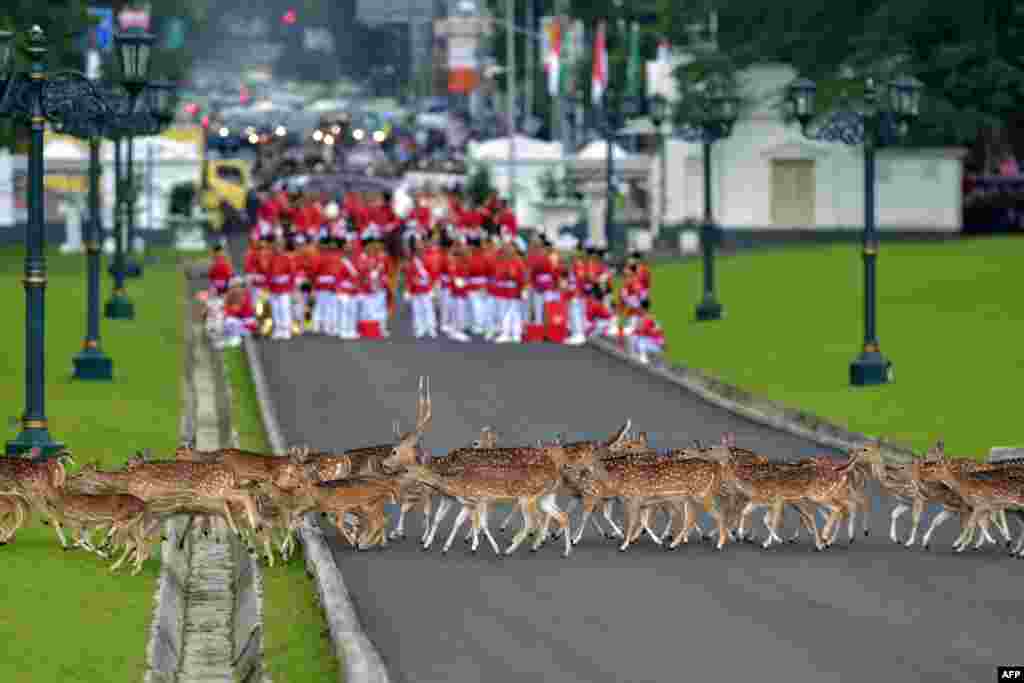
[222,347,342,681]
[650,236,1024,458]
[0,247,183,682]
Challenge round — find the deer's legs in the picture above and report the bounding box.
[423,497,453,549]
[536,493,571,557]
[920,508,955,549]
[954,508,982,551]
[506,499,538,555]
[905,498,926,547]
[391,501,413,540]
[889,503,909,543]
[602,499,623,539]
[442,507,470,554]
[419,495,433,544]
[572,496,598,545]
[618,498,644,552]
[477,505,501,555]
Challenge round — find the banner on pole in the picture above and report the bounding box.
[118,7,151,31]
[87,7,114,51]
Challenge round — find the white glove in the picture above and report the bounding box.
[403,292,411,303]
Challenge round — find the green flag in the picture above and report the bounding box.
[626,21,641,100]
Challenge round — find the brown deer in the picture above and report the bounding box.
[286,475,401,550]
[0,447,75,547]
[72,460,261,539]
[0,494,29,544]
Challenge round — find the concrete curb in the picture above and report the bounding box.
[588,337,915,464]
[242,336,391,683]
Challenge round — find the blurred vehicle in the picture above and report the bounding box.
[201,159,253,233]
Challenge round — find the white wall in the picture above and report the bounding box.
[652,62,966,231]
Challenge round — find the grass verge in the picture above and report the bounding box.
[0,248,182,682]
[650,236,1024,457]
[222,347,342,681]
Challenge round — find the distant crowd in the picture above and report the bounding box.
[204,183,666,363]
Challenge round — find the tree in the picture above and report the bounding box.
[466,163,495,205]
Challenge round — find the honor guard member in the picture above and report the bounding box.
[208,242,234,299]
[446,240,472,342]
[496,199,518,238]
[526,233,548,324]
[243,238,268,301]
[222,277,257,348]
[566,243,591,346]
[494,240,528,343]
[311,236,340,335]
[586,280,616,338]
[437,230,455,335]
[619,260,648,335]
[631,250,652,290]
[627,300,666,364]
[404,235,438,339]
[359,238,391,337]
[335,236,360,340]
[466,236,489,335]
[480,235,502,339]
[267,238,295,340]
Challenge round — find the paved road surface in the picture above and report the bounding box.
[247,281,1019,683]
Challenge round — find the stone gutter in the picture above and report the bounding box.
[589,336,915,464]
[242,335,391,683]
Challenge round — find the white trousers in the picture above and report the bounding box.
[312,291,337,333]
[569,298,586,337]
[530,290,545,324]
[589,317,614,337]
[470,291,488,332]
[440,288,452,328]
[628,335,664,356]
[336,294,357,337]
[452,296,468,332]
[410,293,437,337]
[497,297,523,340]
[270,293,293,339]
[222,318,251,345]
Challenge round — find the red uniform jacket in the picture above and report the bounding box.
[484,249,500,297]
[526,248,545,288]
[358,253,388,294]
[208,255,233,293]
[636,263,652,290]
[313,251,341,291]
[335,253,360,295]
[467,249,489,292]
[587,298,614,321]
[225,289,256,320]
[296,248,321,284]
[635,315,665,344]
[268,253,294,294]
[422,245,444,283]
[497,209,517,237]
[404,255,434,295]
[569,259,588,297]
[620,275,647,311]
[448,254,471,298]
[411,206,432,232]
[496,256,527,299]
[243,249,266,288]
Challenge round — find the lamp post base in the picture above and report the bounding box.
[104,293,135,320]
[73,346,113,380]
[6,429,65,458]
[850,350,893,386]
[695,298,724,322]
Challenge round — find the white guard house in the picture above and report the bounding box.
[467,135,563,229]
[649,62,967,235]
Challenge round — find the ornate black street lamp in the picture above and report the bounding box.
[104,28,156,318]
[672,73,739,321]
[0,26,149,456]
[599,89,640,253]
[65,82,174,380]
[787,73,923,386]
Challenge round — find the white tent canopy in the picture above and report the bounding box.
[576,140,631,160]
[43,139,87,161]
[100,137,200,161]
[470,135,563,162]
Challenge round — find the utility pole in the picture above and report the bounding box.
[506,0,517,213]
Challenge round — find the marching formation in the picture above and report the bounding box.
[204,183,666,361]
[4,378,1024,576]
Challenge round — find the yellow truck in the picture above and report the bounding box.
[200,158,252,232]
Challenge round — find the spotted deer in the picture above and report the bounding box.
[44,488,149,558]
[0,494,29,544]
[286,475,401,550]
[0,447,74,547]
[72,460,261,538]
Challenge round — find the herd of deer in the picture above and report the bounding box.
[2,376,1024,575]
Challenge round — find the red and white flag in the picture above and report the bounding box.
[544,18,562,97]
[656,38,671,65]
[591,21,608,104]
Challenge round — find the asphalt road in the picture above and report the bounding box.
[247,275,1020,683]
